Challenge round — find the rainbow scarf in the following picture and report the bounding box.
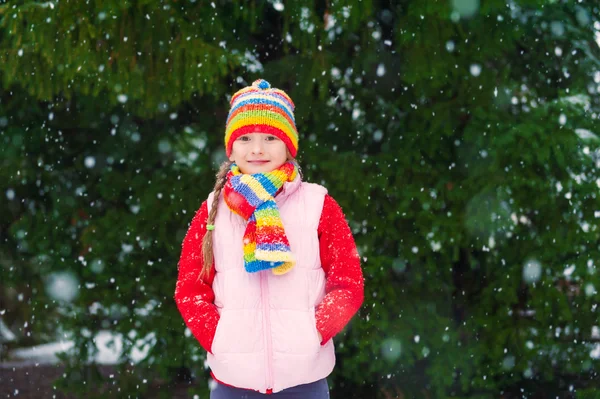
[223,162,298,275]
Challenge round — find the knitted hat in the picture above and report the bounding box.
[225,79,298,158]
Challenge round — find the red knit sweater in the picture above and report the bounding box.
[174,194,364,356]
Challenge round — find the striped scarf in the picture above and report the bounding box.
[223,162,298,275]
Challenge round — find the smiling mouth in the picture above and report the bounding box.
[248,160,269,163]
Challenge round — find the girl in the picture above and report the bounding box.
[174,79,364,398]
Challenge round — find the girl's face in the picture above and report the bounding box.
[229,133,289,174]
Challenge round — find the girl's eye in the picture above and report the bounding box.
[238,136,250,141]
[265,135,278,141]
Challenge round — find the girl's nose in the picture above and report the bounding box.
[251,139,264,154]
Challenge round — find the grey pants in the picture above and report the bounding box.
[210,378,330,399]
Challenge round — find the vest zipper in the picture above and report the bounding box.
[260,271,274,391]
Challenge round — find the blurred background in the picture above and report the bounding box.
[1,0,600,398]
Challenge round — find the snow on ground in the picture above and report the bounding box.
[1,330,155,368]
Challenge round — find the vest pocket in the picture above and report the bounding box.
[271,308,321,354]
[310,307,321,346]
[211,314,224,354]
[210,309,264,354]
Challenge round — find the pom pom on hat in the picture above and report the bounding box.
[224,79,298,157]
[254,79,271,90]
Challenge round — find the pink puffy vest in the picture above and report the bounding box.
[206,176,335,393]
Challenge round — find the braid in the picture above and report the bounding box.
[199,160,232,280]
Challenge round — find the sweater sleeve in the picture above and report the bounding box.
[315,194,364,344]
[174,200,220,354]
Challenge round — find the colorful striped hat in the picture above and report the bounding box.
[225,79,298,158]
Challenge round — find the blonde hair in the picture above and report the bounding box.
[199,153,301,280]
[199,160,232,280]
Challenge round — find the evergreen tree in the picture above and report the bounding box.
[1,1,600,397]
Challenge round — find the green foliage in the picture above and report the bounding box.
[2,0,600,398]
